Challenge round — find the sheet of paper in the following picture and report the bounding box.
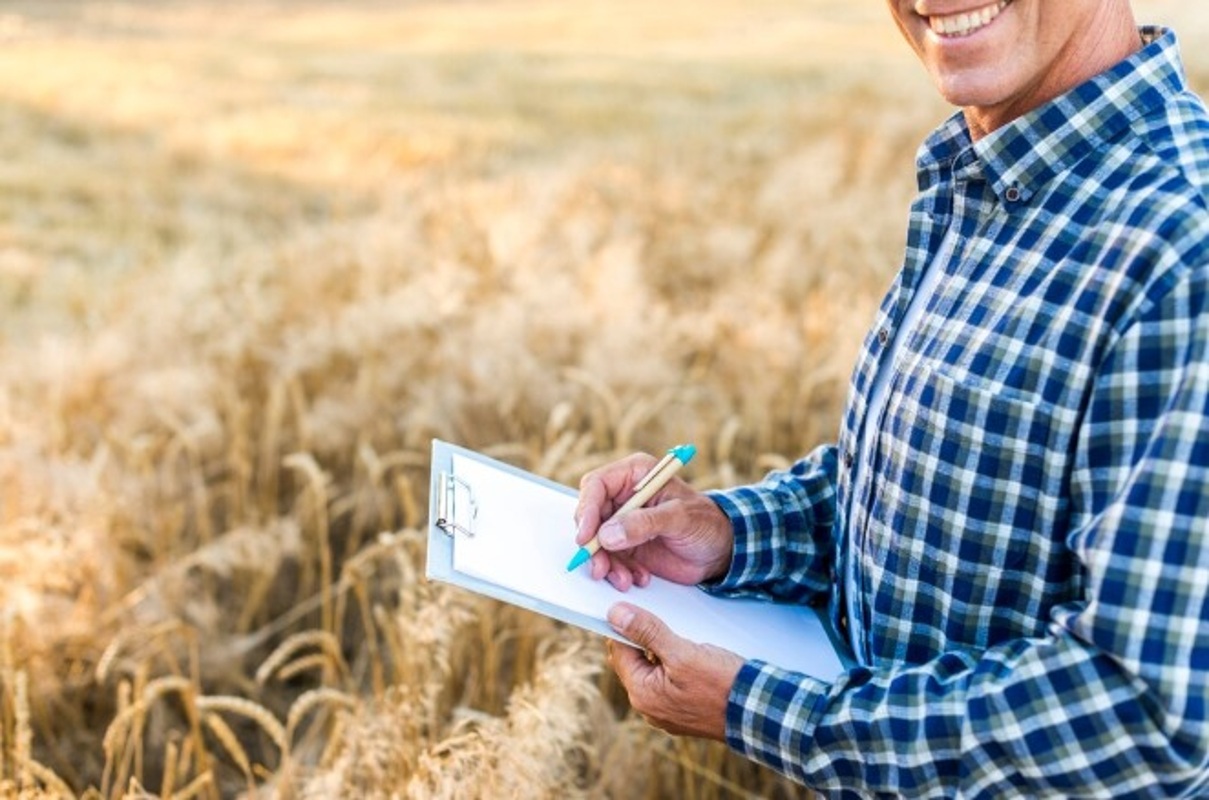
[449,452,846,680]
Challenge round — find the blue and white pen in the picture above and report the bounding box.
[565,443,697,572]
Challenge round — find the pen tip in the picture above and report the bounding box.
[566,548,590,572]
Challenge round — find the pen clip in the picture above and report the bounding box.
[631,450,677,494]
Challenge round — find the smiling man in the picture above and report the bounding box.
[574,0,1209,796]
[894,1,1142,138]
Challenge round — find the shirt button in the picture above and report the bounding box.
[1005,185,1023,203]
[843,449,855,469]
[877,328,890,346]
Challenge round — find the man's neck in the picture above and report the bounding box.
[964,7,1142,141]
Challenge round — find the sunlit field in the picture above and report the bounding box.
[1,1,1205,797]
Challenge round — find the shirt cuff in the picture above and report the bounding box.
[725,660,832,781]
[701,489,765,593]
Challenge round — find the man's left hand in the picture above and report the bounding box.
[606,602,745,741]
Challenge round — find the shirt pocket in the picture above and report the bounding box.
[869,365,1068,588]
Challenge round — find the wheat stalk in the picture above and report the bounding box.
[14,671,29,793]
[101,676,192,799]
[201,712,253,789]
[351,442,390,550]
[283,452,334,636]
[255,630,347,687]
[168,770,212,800]
[317,713,347,769]
[0,671,10,784]
[284,688,357,747]
[160,740,178,800]
[94,620,184,687]
[24,758,76,799]
[93,639,123,687]
[394,473,423,530]
[98,680,130,797]
[218,383,251,525]
[177,733,196,790]
[350,578,385,698]
[122,775,155,799]
[255,380,288,520]
[275,653,334,684]
[194,696,287,754]
[371,604,404,686]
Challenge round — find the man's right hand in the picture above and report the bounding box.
[573,452,735,591]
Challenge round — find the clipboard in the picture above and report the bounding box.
[426,438,853,679]
[427,438,626,642]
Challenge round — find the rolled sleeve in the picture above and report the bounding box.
[702,443,839,605]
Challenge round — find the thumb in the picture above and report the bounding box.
[608,602,678,660]
[597,505,664,552]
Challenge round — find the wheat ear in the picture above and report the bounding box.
[275,653,336,684]
[201,712,253,789]
[284,688,357,747]
[283,452,334,635]
[255,630,347,687]
[194,696,287,754]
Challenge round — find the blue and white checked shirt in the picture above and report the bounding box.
[706,29,1209,798]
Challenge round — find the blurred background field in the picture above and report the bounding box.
[0,1,1204,797]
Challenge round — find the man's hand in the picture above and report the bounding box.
[575,452,734,591]
[606,602,744,741]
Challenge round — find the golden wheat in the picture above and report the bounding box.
[200,714,253,794]
[255,631,348,689]
[165,771,213,800]
[192,698,287,757]
[0,0,1202,798]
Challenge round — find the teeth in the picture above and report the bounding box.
[928,0,1009,38]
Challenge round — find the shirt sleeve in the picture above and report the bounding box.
[723,269,1209,797]
[701,442,839,606]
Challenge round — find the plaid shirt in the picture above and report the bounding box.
[706,29,1209,798]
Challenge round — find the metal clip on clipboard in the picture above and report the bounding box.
[435,472,477,537]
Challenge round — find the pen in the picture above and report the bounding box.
[565,443,697,571]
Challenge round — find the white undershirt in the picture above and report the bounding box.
[845,225,957,659]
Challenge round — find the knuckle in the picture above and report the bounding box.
[630,615,661,646]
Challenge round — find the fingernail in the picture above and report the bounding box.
[599,520,623,549]
[608,604,634,630]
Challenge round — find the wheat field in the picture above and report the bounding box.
[0,2,1205,798]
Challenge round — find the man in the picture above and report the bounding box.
[573,1,1209,796]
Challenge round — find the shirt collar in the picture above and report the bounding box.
[915,27,1189,205]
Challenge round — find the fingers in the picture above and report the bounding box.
[604,605,743,743]
[589,549,611,581]
[608,603,677,663]
[574,454,658,545]
[633,563,652,587]
[591,552,652,590]
[596,498,685,554]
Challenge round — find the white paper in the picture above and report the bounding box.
[449,452,846,680]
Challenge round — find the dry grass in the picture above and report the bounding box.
[0,1,1204,797]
